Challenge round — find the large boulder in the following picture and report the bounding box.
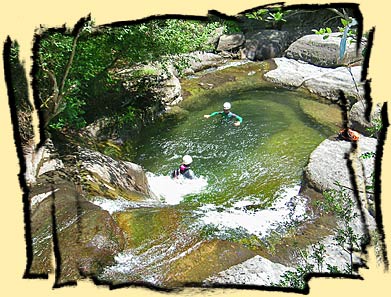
[216,33,245,52]
[302,136,376,194]
[80,117,120,141]
[264,57,365,103]
[284,33,364,67]
[77,147,151,200]
[28,176,126,285]
[160,69,183,106]
[206,26,225,48]
[118,64,182,106]
[301,135,377,219]
[172,51,227,76]
[243,30,290,61]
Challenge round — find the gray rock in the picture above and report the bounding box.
[304,66,364,102]
[77,147,151,200]
[302,136,376,194]
[207,27,225,47]
[302,135,377,226]
[264,57,365,102]
[160,70,182,105]
[24,143,48,186]
[28,177,126,284]
[284,33,364,67]
[24,139,63,186]
[349,100,382,136]
[82,117,118,140]
[216,33,245,52]
[244,30,290,61]
[205,255,295,286]
[37,158,64,177]
[179,51,227,75]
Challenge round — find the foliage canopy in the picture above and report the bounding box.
[36,18,236,130]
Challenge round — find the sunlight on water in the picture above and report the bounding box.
[134,86,335,207]
[99,63,343,286]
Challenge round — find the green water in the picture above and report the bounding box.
[100,62,343,286]
[134,85,337,207]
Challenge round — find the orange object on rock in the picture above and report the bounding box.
[338,128,360,142]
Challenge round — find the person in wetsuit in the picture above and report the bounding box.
[171,155,195,179]
[203,102,243,126]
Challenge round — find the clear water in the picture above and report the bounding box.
[98,63,342,286]
[134,87,333,208]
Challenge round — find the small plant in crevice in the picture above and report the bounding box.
[275,248,315,289]
[276,185,366,289]
[319,186,364,274]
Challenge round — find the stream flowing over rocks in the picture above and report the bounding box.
[18,14,385,288]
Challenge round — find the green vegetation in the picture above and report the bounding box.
[320,186,365,273]
[35,17,236,131]
[244,7,289,29]
[367,118,382,137]
[276,185,366,289]
[311,8,361,61]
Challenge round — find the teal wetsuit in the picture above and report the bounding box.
[209,111,243,123]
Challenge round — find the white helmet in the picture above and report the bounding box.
[223,102,231,110]
[182,155,193,165]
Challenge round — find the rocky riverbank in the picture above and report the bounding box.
[16,12,384,288]
[198,23,381,286]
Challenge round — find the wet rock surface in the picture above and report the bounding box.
[204,255,295,286]
[19,25,382,288]
[28,175,126,285]
[77,147,151,200]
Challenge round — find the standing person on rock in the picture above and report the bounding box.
[204,102,243,127]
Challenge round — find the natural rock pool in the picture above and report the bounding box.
[95,62,343,287]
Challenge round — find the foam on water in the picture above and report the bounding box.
[146,172,208,205]
[90,196,160,214]
[195,185,306,238]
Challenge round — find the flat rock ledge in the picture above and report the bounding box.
[284,33,364,68]
[264,57,365,103]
